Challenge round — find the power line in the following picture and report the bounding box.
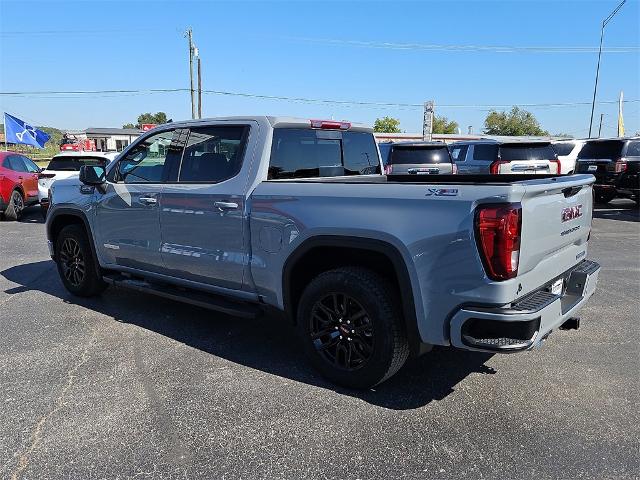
[282,36,640,54]
[1,88,638,110]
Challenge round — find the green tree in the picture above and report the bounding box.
[484,107,549,136]
[432,115,458,134]
[373,116,401,133]
[122,112,169,129]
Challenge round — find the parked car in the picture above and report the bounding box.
[574,137,640,204]
[46,116,599,388]
[38,151,119,217]
[552,139,586,174]
[0,151,41,220]
[378,141,456,175]
[449,140,561,175]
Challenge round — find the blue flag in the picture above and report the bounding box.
[4,112,51,149]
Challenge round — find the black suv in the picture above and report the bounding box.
[575,138,640,204]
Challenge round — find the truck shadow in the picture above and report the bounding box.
[1,260,495,411]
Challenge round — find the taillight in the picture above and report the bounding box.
[489,160,508,174]
[614,160,627,173]
[452,163,458,174]
[551,159,562,174]
[383,164,393,175]
[310,119,351,130]
[38,172,56,179]
[475,204,522,281]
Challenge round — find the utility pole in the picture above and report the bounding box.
[598,113,604,137]
[197,56,202,119]
[588,0,626,138]
[423,101,434,141]
[185,28,196,120]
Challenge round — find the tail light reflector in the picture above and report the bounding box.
[475,204,522,281]
[489,160,508,174]
[613,160,627,173]
[452,163,458,174]
[383,164,393,175]
[551,159,562,174]
[310,119,351,130]
[38,173,56,179]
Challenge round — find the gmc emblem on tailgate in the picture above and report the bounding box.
[561,204,583,223]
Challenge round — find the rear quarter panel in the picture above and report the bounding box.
[249,180,526,345]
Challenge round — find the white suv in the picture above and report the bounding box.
[39,151,119,216]
[552,139,585,174]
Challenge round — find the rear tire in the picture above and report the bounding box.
[55,224,107,297]
[296,267,409,389]
[4,190,24,221]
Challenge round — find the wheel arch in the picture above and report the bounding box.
[282,235,424,356]
[47,209,100,271]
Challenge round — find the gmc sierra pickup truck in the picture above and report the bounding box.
[46,116,600,388]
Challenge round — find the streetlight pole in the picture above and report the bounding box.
[588,0,626,138]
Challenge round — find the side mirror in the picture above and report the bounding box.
[79,165,106,185]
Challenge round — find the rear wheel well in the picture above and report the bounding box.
[287,246,399,319]
[283,238,423,356]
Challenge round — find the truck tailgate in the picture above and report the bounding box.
[518,175,594,277]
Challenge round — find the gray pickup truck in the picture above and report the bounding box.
[46,116,600,388]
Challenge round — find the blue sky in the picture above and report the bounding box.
[1,0,638,137]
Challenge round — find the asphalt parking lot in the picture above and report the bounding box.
[1,201,638,479]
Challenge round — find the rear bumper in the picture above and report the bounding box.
[449,260,600,353]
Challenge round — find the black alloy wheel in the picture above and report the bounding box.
[310,292,374,371]
[59,237,86,287]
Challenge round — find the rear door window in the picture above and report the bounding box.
[390,146,451,165]
[472,144,499,161]
[269,128,380,179]
[178,126,248,183]
[577,140,624,159]
[21,156,40,173]
[625,141,640,157]
[449,144,468,162]
[552,143,575,156]
[500,144,556,160]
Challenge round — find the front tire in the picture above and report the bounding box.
[296,267,409,389]
[55,224,107,297]
[4,190,24,221]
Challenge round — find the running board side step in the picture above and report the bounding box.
[102,274,261,319]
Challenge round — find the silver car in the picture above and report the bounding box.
[450,140,561,175]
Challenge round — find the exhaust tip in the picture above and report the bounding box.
[559,317,580,331]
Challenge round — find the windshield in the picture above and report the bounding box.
[500,144,556,161]
[577,140,624,159]
[390,146,451,165]
[47,156,108,171]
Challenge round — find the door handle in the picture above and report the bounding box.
[139,196,157,205]
[214,201,238,211]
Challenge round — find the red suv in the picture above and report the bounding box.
[0,151,41,220]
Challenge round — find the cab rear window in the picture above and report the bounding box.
[577,141,624,159]
[500,144,556,161]
[268,128,380,179]
[390,146,451,165]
